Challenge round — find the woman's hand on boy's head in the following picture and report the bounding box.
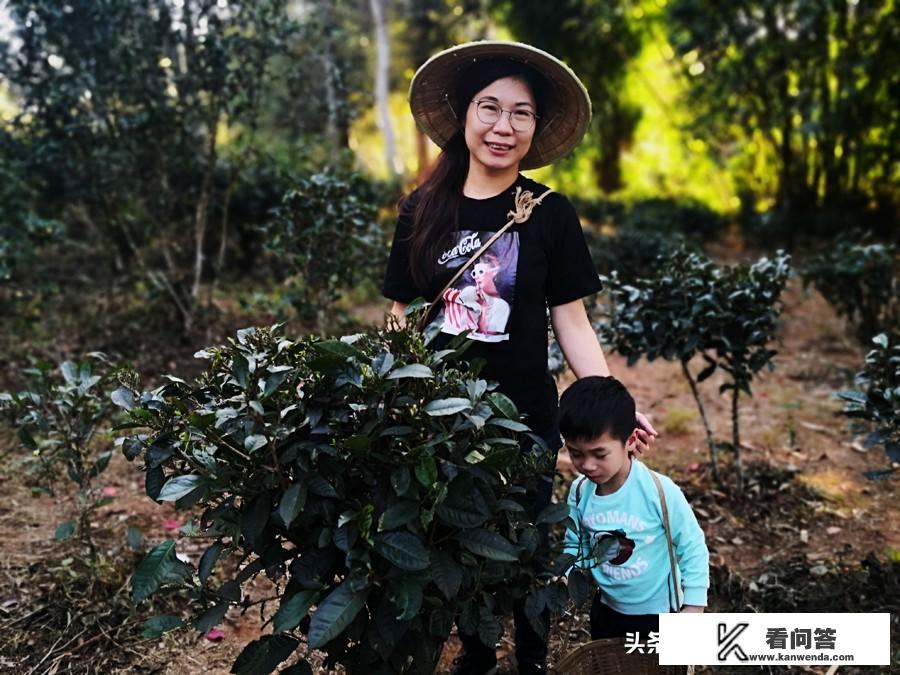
[628,412,658,457]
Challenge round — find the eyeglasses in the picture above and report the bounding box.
[471,99,538,132]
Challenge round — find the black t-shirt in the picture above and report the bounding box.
[381,175,602,432]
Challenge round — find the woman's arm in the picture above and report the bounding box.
[549,299,610,378]
[550,299,658,450]
[390,301,408,321]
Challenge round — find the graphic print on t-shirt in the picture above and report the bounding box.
[433,230,518,343]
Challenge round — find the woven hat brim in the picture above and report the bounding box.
[409,41,592,170]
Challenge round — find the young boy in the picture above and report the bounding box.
[560,376,709,641]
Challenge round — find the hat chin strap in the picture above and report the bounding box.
[443,93,463,131]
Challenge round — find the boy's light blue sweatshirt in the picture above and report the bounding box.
[564,459,709,615]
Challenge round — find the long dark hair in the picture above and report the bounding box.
[403,59,549,289]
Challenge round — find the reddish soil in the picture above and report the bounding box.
[1,279,896,674]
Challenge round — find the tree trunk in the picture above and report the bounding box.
[681,360,720,484]
[319,2,343,156]
[370,0,397,178]
[731,386,744,492]
[192,107,219,304]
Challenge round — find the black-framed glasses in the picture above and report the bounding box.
[471,99,538,132]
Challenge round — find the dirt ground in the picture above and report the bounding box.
[0,279,897,674]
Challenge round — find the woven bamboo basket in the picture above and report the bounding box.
[553,638,692,675]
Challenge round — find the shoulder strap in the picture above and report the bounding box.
[650,469,682,611]
[574,474,589,502]
[416,187,553,332]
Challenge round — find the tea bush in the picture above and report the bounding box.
[598,248,791,489]
[264,170,387,329]
[117,322,583,674]
[0,354,128,557]
[838,333,900,480]
[802,240,899,343]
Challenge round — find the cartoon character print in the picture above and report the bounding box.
[590,529,636,566]
[435,231,518,343]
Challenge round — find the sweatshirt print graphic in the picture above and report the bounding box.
[431,230,519,343]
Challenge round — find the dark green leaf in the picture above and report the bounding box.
[140,614,183,638]
[199,542,224,584]
[273,590,318,634]
[431,551,463,599]
[373,532,430,571]
[459,529,520,562]
[488,392,519,419]
[567,568,591,606]
[196,603,229,634]
[308,581,368,649]
[414,454,437,487]
[132,540,178,603]
[230,635,299,675]
[477,607,501,648]
[54,521,75,541]
[378,500,418,531]
[278,483,306,528]
[158,475,203,502]
[241,493,271,550]
[423,398,472,416]
[111,387,135,410]
[280,661,313,675]
[146,467,165,500]
[535,502,569,526]
[127,526,143,551]
[387,364,433,380]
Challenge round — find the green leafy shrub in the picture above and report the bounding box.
[598,248,792,490]
[802,239,899,343]
[264,170,386,329]
[0,131,63,286]
[621,197,725,242]
[837,333,900,480]
[585,227,688,288]
[0,354,128,557]
[117,323,581,674]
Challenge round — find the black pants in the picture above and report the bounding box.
[458,427,562,667]
[590,593,660,640]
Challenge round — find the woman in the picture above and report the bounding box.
[382,41,657,675]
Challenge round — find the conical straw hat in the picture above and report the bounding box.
[409,41,592,170]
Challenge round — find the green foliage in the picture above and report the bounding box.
[0,354,127,556]
[802,239,898,343]
[620,198,725,243]
[0,131,63,286]
[263,170,387,329]
[586,227,689,289]
[118,323,579,674]
[491,0,643,192]
[0,0,296,330]
[667,0,897,223]
[598,248,792,488]
[838,333,900,479]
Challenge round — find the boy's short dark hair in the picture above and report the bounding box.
[558,376,636,444]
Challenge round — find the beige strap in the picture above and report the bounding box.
[650,470,682,611]
[416,187,553,332]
